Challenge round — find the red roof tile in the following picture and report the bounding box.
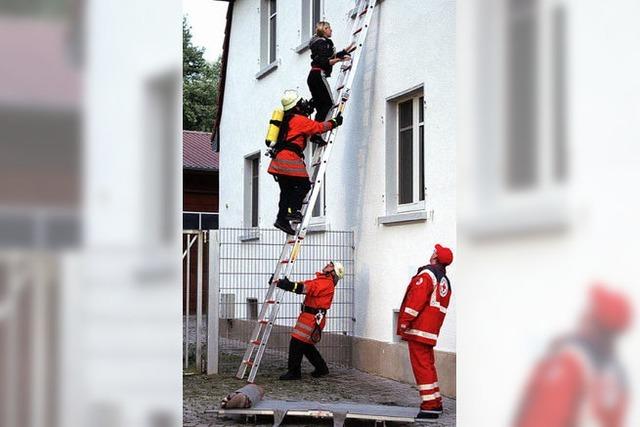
[0,16,80,109]
[183,130,219,171]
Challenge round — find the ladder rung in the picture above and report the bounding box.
[259,319,269,324]
[265,299,277,303]
[359,8,368,17]
[342,65,352,72]
[337,85,345,91]
[251,340,262,345]
[353,27,363,35]
[287,239,296,244]
[243,360,254,366]
[280,260,289,264]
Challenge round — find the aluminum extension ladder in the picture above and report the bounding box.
[236,0,378,383]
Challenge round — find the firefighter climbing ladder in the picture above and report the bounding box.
[237,0,377,383]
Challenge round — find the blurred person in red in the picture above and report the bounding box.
[397,244,453,419]
[514,285,632,427]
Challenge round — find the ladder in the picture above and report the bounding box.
[236,0,378,383]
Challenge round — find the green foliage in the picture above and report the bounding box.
[183,17,220,132]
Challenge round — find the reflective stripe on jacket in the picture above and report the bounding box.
[291,272,335,344]
[267,114,334,178]
[397,265,452,346]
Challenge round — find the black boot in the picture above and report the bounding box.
[310,367,329,378]
[286,211,303,223]
[279,338,304,380]
[303,342,329,378]
[278,371,302,380]
[416,407,443,419]
[274,218,296,235]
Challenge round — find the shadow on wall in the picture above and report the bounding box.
[354,263,370,338]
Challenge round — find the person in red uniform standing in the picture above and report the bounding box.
[397,244,453,420]
[273,261,346,380]
[268,90,343,235]
[514,285,631,427]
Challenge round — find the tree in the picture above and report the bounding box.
[183,17,219,132]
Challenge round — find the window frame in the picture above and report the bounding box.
[243,152,261,228]
[380,84,428,225]
[461,0,569,237]
[396,94,426,213]
[257,0,279,77]
[494,0,567,210]
[267,0,277,64]
[305,143,327,221]
[297,0,324,53]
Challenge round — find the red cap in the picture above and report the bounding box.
[434,244,453,266]
[589,284,632,332]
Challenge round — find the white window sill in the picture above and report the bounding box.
[378,211,429,225]
[255,61,278,80]
[306,217,330,233]
[238,230,261,242]
[294,40,310,54]
[461,199,570,239]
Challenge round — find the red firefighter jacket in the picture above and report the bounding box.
[267,114,335,178]
[514,336,627,427]
[291,272,335,344]
[397,264,451,346]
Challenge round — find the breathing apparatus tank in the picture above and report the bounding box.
[265,108,284,149]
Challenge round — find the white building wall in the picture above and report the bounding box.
[219,0,456,351]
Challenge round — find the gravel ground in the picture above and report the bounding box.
[184,355,456,426]
[184,316,455,426]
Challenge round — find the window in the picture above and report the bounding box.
[397,96,425,208]
[145,71,180,244]
[502,0,566,194]
[301,0,323,41]
[463,0,568,236]
[260,0,277,69]
[244,153,260,228]
[182,212,219,230]
[380,85,428,224]
[306,143,326,219]
[268,0,277,63]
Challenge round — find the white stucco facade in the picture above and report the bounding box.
[219,0,456,352]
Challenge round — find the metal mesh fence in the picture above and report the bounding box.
[216,227,355,373]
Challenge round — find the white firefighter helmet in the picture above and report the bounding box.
[281,89,302,111]
[331,261,345,280]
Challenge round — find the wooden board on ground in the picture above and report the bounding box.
[206,399,437,426]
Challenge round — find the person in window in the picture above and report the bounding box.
[307,21,354,144]
[267,90,342,235]
[273,261,346,380]
[397,244,453,420]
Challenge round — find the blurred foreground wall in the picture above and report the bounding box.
[1,1,183,426]
[458,0,640,425]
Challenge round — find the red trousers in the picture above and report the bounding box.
[408,340,442,410]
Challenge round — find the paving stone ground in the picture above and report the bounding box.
[184,361,456,426]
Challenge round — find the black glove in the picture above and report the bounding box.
[331,113,343,127]
[277,276,295,291]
